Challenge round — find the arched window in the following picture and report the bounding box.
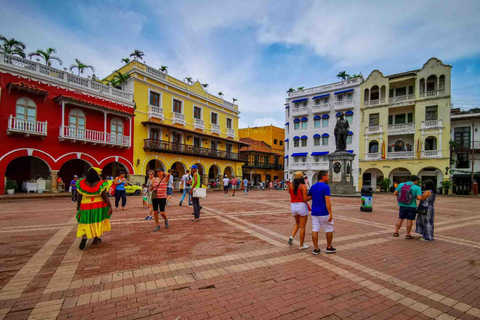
[425,136,437,151]
[369,140,379,153]
[427,75,437,92]
[439,75,445,91]
[110,118,124,136]
[68,109,86,138]
[364,89,370,101]
[16,98,37,121]
[370,86,379,100]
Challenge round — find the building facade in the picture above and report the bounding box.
[359,58,451,190]
[0,52,135,194]
[239,125,285,183]
[450,108,480,194]
[284,77,362,188]
[109,61,245,186]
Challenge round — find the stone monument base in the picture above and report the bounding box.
[328,151,356,195]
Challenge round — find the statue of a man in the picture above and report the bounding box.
[334,113,349,151]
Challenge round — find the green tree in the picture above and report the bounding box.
[159,66,168,73]
[69,58,95,76]
[218,92,224,97]
[378,178,391,192]
[185,77,193,84]
[121,57,130,64]
[297,86,305,90]
[336,71,349,81]
[0,35,26,58]
[202,83,209,90]
[28,48,62,66]
[103,71,130,89]
[129,49,145,61]
[286,88,295,94]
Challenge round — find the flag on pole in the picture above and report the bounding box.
[416,138,421,158]
[381,141,386,159]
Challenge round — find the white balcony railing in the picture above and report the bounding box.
[334,99,355,110]
[193,118,205,130]
[422,119,443,129]
[365,126,383,135]
[311,162,328,169]
[290,162,309,170]
[171,112,186,126]
[312,104,330,114]
[59,126,130,147]
[421,150,442,158]
[148,105,164,121]
[227,128,235,138]
[421,90,446,98]
[388,122,415,134]
[291,107,308,116]
[389,94,415,104]
[210,123,221,134]
[7,115,47,136]
[365,153,381,160]
[364,99,385,107]
[287,77,361,97]
[0,52,133,103]
[387,151,414,159]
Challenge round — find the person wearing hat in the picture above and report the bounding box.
[287,171,310,250]
[76,167,113,250]
[150,167,170,231]
[190,165,202,221]
[70,175,79,202]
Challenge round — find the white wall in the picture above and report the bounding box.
[450,116,480,174]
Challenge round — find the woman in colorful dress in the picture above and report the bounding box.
[76,167,113,250]
[144,170,155,221]
[151,168,170,232]
[415,179,436,241]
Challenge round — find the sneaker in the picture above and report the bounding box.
[299,245,309,250]
[326,246,337,254]
[179,202,182,206]
[165,219,169,229]
[288,236,293,245]
[144,215,152,220]
[79,238,87,250]
[419,237,426,241]
[200,206,203,210]
[153,226,161,232]
[167,203,171,206]
[232,194,235,197]
[189,203,193,206]
[313,248,321,255]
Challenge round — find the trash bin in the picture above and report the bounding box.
[360,186,373,212]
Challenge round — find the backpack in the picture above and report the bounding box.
[397,183,413,204]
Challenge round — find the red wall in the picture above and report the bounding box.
[0,72,135,193]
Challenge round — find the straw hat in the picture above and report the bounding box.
[294,171,304,179]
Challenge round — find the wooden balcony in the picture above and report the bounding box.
[144,139,246,162]
[242,162,283,170]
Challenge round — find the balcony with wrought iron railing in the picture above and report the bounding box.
[0,52,133,103]
[243,162,283,170]
[388,122,415,135]
[421,90,446,98]
[421,150,442,158]
[311,162,329,170]
[389,94,415,104]
[193,118,205,131]
[365,125,383,135]
[58,126,130,147]
[312,103,331,114]
[148,105,164,121]
[7,115,47,137]
[144,139,246,161]
[334,99,355,111]
[387,151,415,159]
[171,112,186,126]
[364,153,381,160]
[210,123,221,135]
[421,119,443,129]
[227,128,235,138]
[291,107,309,117]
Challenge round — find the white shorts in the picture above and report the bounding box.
[312,215,334,233]
[291,203,309,217]
[232,185,237,190]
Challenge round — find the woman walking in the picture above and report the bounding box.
[151,168,170,231]
[287,171,310,250]
[76,167,113,250]
[114,171,127,210]
[144,170,155,220]
[415,179,436,241]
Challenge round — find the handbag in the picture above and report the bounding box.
[417,202,428,214]
[193,187,206,198]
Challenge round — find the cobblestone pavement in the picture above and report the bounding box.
[0,191,479,320]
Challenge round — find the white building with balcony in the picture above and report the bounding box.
[284,77,362,187]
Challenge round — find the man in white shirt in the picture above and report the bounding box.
[179,170,192,206]
[243,178,249,195]
[166,169,174,206]
[223,175,230,196]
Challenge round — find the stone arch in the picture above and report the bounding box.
[439,75,445,90]
[427,74,437,91]
[362,168,384,188]
[416,167,443,189]
[224,166,234,177]
[142,155,170,175]
[102,162,129,179]
[0,149,55,172]
[58,159,91,183]
[192,162,206,176]
[388,167,411,185]
[370,85,380,100]
[208,164,221,180]
[364,88,370,101]
[99,156,134,175]
[146,159,166,174]
[5,156,51,192]
[169,161,187,182]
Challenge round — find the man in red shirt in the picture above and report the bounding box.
[230,176,238,197]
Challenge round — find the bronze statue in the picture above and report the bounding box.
[334,113,349,151]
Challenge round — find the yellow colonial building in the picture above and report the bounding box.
[238,126,285,184]
[359,58,451,190]
[108,61,246,185]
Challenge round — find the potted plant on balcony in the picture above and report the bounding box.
[6,180,17,195]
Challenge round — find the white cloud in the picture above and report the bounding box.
[253,117,280,127]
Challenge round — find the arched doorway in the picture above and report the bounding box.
[208,164,220,181]
[312,172,319,184]
[389,167,411,185]
[424,136,437,151]
[103,162,128,180]
[224,166,234,177]
[58,159,90,185]
[146,159,165,173]
[362,168,384,189]
[417,167,443,190]
[170,162,186,188]
[5,156,50,192]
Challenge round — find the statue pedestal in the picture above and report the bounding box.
[328,151,356,195]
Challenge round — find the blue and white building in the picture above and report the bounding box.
[284,77,363,189]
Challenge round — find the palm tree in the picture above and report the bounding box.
[232,98,238,104]
[69,58,95,76]
[202,83,209,90]
[185,77,193,84]
[121,58,130,64]
[129,49,144,61]
[297,87,305,90]
[28,48,62,66]
[218,92,224,98]
[286,88,295,94]
[159,66,168,73]
[336,71,349,81]
[0,35,26,58]
[102,71,131,89]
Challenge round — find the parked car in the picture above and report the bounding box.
[105,180,143,196]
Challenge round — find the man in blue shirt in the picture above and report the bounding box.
[70,175,78,203]
[393,175,423,239]
[308,171,336,255]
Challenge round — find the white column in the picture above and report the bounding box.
[61,101,65,135]
[438,128,443,158]
[104,112,107,142]
[436,77,439,92]
[129,117,132,147]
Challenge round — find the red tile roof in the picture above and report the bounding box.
[54,95,134,116]
[239,137,281,155]
[7,82,49,96]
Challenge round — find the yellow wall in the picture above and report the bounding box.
[238,125,285,156]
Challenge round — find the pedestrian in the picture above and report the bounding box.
[179,170,193,206]
[142,184,148,208]
[151,168,170,232]
[76,167,113,250]
[114,171,127,211]
[393,175,423,239]
[70,175,79,202]
[288,171,309,250]
[230,175,238,196]
[415,179,437,241]
[308,171,336,255]
[250,179,254,190]
[190,165,202,221]
[144,170,155,220]
[237,178,241,189]
[223,175,230,196]
[243,177,249,195]
[261,181,265,191]
[166,169,174,206]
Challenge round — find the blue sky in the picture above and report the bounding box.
[1,0,480,128]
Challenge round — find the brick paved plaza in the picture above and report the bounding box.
[0,191,479,320]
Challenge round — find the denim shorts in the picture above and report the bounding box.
[399,206,417,220]
[167,187,173,195]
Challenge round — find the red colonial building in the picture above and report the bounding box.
[0,52,135,194]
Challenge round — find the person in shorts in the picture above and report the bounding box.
[393,175,422,239]
[166,169,174,206]
[151,168,170,231]
[223,175,230,196]
[308,171,336,255]
[230,176,238,197]
[287,171,310,250]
